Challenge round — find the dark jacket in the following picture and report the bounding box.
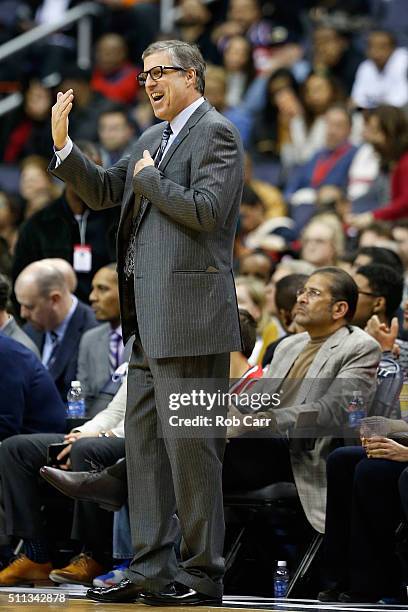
[12,195,119,303]
[24,300,97,402]
[0,333,66,439]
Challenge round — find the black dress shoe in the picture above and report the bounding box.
[338,590,381,603]
[317,587,341,602]
[39,466,127,512]
[139,582,222,606]
[87,578,143,602]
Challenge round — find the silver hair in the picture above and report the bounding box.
[142,40,206,95]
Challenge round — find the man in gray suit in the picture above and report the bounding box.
[50,40,243,604]
[226,267,381,534]
[78,263,131,416]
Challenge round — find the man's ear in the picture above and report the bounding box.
[332,300,348,321]
[49,291,62,306]
[372,296,385,316]
[185,68,196,87]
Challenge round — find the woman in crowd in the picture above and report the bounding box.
[0,191,21,255]
[300,214,345,268]
[349,105,408,226]
[0,80,53,163]
[222,34,255,107]
[235,275,281,365]
[288,72,345,165]
[249,68,301,166]
[18,156,61,220]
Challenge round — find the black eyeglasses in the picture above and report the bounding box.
[137,65,187,86]
[358,290,381,297]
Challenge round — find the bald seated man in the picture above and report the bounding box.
[15,261,97,401]
[42,258,78,294]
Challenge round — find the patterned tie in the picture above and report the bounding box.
[109,330,122,374]
[124,123,173,279]
[46,331,59,368]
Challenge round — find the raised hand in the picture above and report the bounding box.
[51,89,74,150]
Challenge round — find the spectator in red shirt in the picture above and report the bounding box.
[91,33,139,105]
[349,106,408,227]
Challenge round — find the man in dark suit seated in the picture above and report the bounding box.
[14,260,97,401]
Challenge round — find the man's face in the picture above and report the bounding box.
[313,28,346,67]
[89,268,120,323]
[15,281,56,331]
[352,272,380,328]
[143,51,194,122]
[229,0,260,29]
[98,113,133,152]
[325,109,350,149]
[392,227,408,267]
[294,273,339,331]
[367,32,394,70]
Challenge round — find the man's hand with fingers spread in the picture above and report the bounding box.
[133,150,154,176]
[365,315,399,352]
[52,89,74,150]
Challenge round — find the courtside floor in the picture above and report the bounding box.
[0,586,406,611]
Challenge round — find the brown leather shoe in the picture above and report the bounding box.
[49,553,105,586]
[39,466,126,512]
[0,554,52,586]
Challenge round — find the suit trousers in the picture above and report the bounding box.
[323,446,407,597]
[0,433,124,555]
[124,338,229,598]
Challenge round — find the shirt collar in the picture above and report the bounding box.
[169,97,205,138]
[51,295,78,341]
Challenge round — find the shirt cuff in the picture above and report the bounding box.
[54,138,73,167]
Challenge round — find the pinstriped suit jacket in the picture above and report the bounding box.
[51,100,244,358]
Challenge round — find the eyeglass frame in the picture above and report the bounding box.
[296,287,323,300]
[358,290,382,298]
[137,65,188,86]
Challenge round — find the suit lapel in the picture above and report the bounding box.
[119,100,213,233]
[295,326,351,404]
[159,100,212,173]
[268,334,309,380]
[48,304,84,382]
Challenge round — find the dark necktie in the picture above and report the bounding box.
[46,331,59,369]
[124,123,173,278]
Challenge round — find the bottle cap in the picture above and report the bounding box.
[71,381,81,388]
[277,561,287,567]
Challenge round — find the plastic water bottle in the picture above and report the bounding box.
[66,381,86,418]
[274,560,289,598]
[347,390,365,428]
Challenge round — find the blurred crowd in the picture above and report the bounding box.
[1,1,408,298]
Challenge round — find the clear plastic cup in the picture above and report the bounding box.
[360,417,389,439]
